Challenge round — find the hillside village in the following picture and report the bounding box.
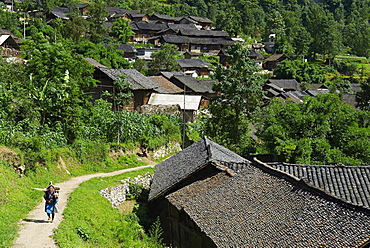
[1,0,370,247]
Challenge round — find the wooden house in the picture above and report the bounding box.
[176,59,212,77]
[149,14,178,24]
[131,22,168,43]
[116,44,137,59]
[0,30,22,57]
[177,16,213,29]
[149,138,370,248]
[262,54,291,71]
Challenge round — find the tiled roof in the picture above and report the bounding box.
[176,59,210,69]
[167,24,198,31]
[159,71,185,80]
[161,35,234,46]
[116,44,137,53]
[148,76,183,94]
[187,16,213,24]
[167,163,370,247]
[98,68,158,90]
[265,53,290,62]
[148,137,249,201]
[268,162,370,209]
[0,29,22,44]
[85,58,108,68]
[172,75,213,93]
[178,29,229,37]
[150,14,177,22]
[135,22,168,31]
[266,79,300,90]
[198,80,214,93]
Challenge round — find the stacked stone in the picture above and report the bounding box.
[99,173,153,207]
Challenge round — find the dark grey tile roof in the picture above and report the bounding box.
[98,68,158,90]
[167,163,370,247]
[167,24,198,31]
[266,79,300,91]
[178,29,229,37]
[161,35,234,46]
[116,44,137,53]
[268,162,370,209]
[150,14,177,22]
[135,22,168,31]
[176,59,210,69]
[159,71,185,80]
[306,89,331,96]
[172,75,213,93]
[188,16,213,24]
[198,80,214,93]
[148,137,249,201]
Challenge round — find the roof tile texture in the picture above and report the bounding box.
[167,164,370,247]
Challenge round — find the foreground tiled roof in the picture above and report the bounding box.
[268,162,370,209]
[98,68,158,90]
[148,137,249,201]
[167,163,370,247]
[85,58,108,68]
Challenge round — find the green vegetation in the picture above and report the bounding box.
[257,94,370,165]
[202,43,265,153]
[54,167,163,248]
[0,144,148,247]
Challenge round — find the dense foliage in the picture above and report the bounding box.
[202,43,265,153]
[257,94,370,166]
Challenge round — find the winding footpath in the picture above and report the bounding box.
[13,165,155,248]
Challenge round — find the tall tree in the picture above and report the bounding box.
[203,43,265,153]
[148,43,179,75]
[111,18,134,43]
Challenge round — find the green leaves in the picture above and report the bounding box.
[259,93,370,165]
[111,18,134,44]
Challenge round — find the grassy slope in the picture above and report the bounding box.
[54,167,159,248]
[0,145,147,247]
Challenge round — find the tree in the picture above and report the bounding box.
[356,78,370,110]
[147,44,179,75]
[273,59,326,84]
[203,43,265,153]
[102,75,133,111]
[111,18,134,43]
[21,41,96,141]
[87,0,108,42]
[259,93,370,165]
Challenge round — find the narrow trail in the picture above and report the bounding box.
[13,164,155,248]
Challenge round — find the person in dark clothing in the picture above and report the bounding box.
[44,184,58,222]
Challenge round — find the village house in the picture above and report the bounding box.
[177,16,213,29]
[130,22,168,43]
[116,44,137,60]
[0,29,22,57]
[176,59,212,77]
[262,53,291,70]
[85,58,180,111]
[263,79,301,98]
[148,137,370,248]
[149,14,179,24]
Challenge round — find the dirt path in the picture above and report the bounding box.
[13,164,155,248]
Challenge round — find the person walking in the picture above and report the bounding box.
[44,184,58,223]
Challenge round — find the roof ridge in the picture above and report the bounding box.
[253,158,370,214]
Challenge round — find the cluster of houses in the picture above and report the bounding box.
[148,137,370,247]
